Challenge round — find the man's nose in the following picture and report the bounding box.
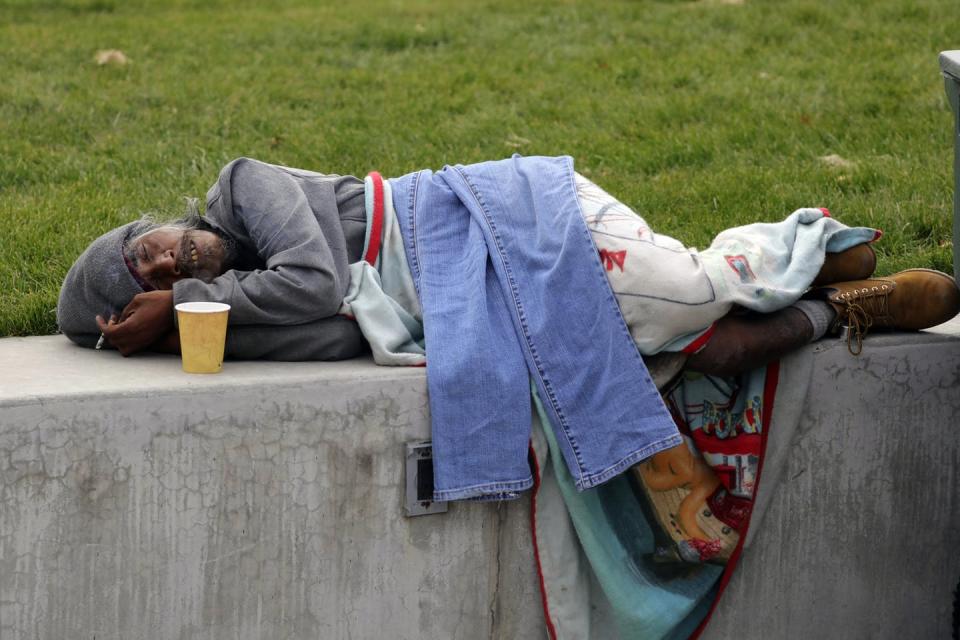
[156,249,180,275]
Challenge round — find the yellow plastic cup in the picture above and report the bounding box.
[175,302,231,373]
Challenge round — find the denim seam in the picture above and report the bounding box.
[452,164,588,485]
[435,477,533,493]
[433,476,533,502]
[408,171,422,296]
[575,433,683,490]
[466,492,523,502]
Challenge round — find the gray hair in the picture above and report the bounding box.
[126,198,206,247]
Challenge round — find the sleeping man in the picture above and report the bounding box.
[58,158,370,361]
[57,155,959,369]
[57,155,960,502]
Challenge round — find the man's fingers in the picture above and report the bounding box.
[119,304,136,322]
[100,324,135,356]
[95,315,128,353]
[96,314,121,332]
[93,291,174,357]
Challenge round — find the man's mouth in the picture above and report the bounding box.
[175,234,196,276]
[177,232,220,282]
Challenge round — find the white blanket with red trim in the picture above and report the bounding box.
[339,174,425,366]
[576,174,878,355]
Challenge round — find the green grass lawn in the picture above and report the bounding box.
[2,0,958,337]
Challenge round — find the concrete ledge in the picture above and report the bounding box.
[2,324,959,639]
[0,338,541,639]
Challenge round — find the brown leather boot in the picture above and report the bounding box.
[809,268,960,354]
[811,243,877,287]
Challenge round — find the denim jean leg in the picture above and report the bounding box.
[392,170,534,501]
[447,157,682,489]
[391,157,681,497]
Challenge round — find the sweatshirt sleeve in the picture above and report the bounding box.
[173,158,349,325]
[223,316,367,361]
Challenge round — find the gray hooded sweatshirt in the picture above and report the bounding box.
[57,157,368,360]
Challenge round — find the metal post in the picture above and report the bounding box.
[938,51,960,281]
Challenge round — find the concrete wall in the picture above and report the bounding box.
[2,326,958,639]
[704,325,960,640]
[0,338,542,640]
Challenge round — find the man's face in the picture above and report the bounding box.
[127,228,227,290]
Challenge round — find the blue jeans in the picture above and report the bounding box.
[390,156,681,501]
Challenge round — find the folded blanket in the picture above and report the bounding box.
[530,348,816,639]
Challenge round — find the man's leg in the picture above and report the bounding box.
[684,243,879,377]
[686,303,830,377]
[687,266,960,375]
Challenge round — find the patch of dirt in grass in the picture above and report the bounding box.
[819,154,856,169]
[94,49,129,66]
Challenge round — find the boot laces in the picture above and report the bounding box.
[837,284,891,355]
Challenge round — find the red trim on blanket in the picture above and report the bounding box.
[872,229,883,242]
[688,360,780,640]
[364,171,385,265]
[528,444,559,640]
[682,323,717,354]
[818,207,831,217]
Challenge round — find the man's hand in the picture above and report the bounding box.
[96,290,175,356]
